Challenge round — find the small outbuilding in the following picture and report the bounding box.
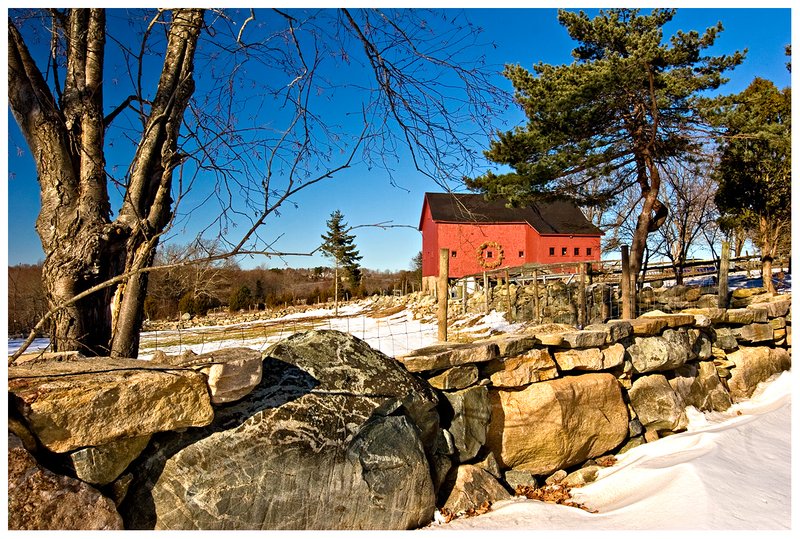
[419,192,602,286]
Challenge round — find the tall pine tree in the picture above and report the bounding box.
[320,210,362,314]
[468,8,744,305]
[710,78,791,294]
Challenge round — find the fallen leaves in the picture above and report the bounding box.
[515,484,598,513]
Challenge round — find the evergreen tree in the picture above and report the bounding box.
[320,210,362,314]
[710,78,791,294]
[467,8,743,303]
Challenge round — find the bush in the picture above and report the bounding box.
[229,285,252,312]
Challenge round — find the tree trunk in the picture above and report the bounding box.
[8,9,205,358]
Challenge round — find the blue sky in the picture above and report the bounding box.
[5,6,793,272]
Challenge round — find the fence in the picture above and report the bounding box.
[446,250,788,329]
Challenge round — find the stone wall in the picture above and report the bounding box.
[7,293,791,529]
[396,292,791,513]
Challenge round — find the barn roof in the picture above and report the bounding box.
[422,192,602,236]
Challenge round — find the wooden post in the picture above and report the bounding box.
[621,245,632,319]
[718,240,730,308]
[438,248,449,342]
[577,262,586,328]
[462,280,468,314]
[483,272,489,314]
[533,269,540,323]
[504,269,513,318]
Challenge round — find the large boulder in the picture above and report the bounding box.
[8,433,123,530]
[727,346,791,401]
[8,356,214,453]
[485,374,628,476]
[120,330,439,530]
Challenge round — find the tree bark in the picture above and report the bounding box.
[8,9,205,357]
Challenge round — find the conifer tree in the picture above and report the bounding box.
[710,78,791,294]
[467,8,744,302]
[320,210,362,314]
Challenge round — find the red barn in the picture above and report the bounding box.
[419,192,602,282]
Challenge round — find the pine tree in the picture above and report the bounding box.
[710,78,791,294]
[467,8,744,307]
[320,210,362,314]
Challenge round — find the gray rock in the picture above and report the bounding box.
[8,433,123,530]
[70,435,151,486]
[628,374,688,432]
[503,469,538,491]
[626,328,693,374]
[487,335,539,357]
[443,385,491,462]
[430,429,455,492]
[474,451,502,479]
[714,327,739,351]
[121,330,438,530]
[690,329,713,360]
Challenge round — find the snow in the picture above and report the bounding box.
[7,292,794,532]
[427,371,793,531]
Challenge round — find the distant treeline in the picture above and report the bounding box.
[7,262,422,335]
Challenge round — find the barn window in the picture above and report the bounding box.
[549,247,555,256]
[574,247,580,256]
[586,247,592,256]
[561,247,567,256]
[487,251,493,258]
[518,250,524,257]
[451,251,457,257]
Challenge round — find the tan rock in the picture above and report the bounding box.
[440,465,512,515]
[427,365,479,390]
[733,323,774,344]
[627,317,668,336]
[681,308,727,324]
[762,299,791,318]
[727,347,791,401]
[559,330,608,349]
[769,317,787,330]
[640,310,697,328]
[724,308,755,325]
[553,347,604,371]
[485,349,558,388]
[196,348,263,404]
[486,335,539,357]
[8,356,214,453]
[398,342,499,373]
[486,374,629,476]
[602,343,626,369]
[524,323,576,346]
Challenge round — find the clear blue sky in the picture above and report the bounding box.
[4,6,793,272]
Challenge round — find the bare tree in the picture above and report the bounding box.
[8,8,507,359]
[652,157,720,284]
